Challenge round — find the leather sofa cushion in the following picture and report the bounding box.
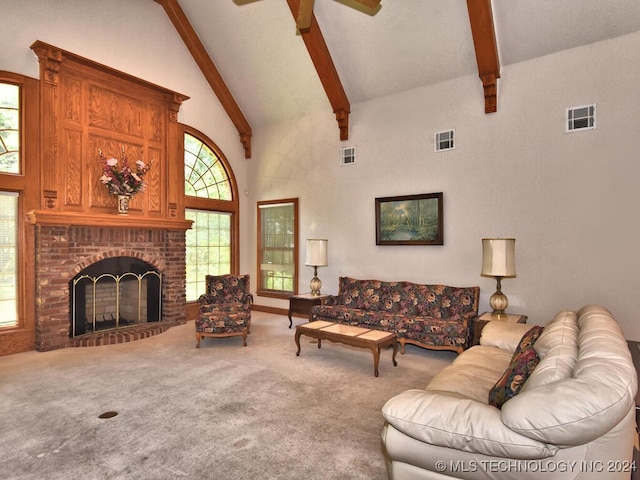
[480,321,533,352]
[427,345,512,402]
[382,389,558,459]
[501,305,637,446]
[523,311,578,391]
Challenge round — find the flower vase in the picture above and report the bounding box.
[116,194,131,215]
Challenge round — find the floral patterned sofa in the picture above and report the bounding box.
[311,277,480,354]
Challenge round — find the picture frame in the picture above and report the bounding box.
[375,192,443,245]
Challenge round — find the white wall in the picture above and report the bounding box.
[248,31,640,339]
[3,1,639,338]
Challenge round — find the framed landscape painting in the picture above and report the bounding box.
[375,192,443,245]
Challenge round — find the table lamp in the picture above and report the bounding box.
[305,239,328,296]
[481,238,516,317]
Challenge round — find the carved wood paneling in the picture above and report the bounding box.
[88,84,145,138]
[147,147,162,213]
[149,104,162,142]
[30,40,188,221]
[63,76,81,123]
[63,129,82,206]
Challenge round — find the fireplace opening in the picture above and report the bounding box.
[70,257,162,337]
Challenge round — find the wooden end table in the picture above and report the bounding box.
[472,311,528,346]
[288,293,328,328]
[295,321,398,377]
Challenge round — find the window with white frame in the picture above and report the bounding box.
[435,129,455,152]
[567,104,596,132]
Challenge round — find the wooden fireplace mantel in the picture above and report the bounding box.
[26,210,193,231]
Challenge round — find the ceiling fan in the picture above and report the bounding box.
[239,0,382,31]
[296,0,381,30]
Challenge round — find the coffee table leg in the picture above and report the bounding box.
[295,330,302,356]
[372,346,381,377]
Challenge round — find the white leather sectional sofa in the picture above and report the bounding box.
[382,305,638,480]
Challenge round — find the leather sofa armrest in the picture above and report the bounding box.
[480,321,533,353]
[382,389,556,459]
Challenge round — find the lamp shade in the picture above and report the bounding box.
[305,239,328,267]
[481,238,516,277]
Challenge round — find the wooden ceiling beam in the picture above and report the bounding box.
[287,0,351,140]
[154,0,253,158]
[466,0,500,113]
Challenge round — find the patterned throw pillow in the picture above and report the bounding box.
[488,326,544,409]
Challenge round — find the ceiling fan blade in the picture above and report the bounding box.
[296,0,314,30]
[352,0,381,9]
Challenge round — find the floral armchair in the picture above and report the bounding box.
[195,274,254,348]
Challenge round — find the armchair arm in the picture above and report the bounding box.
[242,293,254,305]
[198,294,213,305]
[382,389,556,459]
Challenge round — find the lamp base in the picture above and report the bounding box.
[310,266,322,296]
[489,277,508,317]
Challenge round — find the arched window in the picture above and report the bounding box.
[184,133,232,200]
[184,129,239,302]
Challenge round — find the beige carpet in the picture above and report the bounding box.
[0,312,455,480]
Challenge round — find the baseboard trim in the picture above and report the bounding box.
[252,304,288,316]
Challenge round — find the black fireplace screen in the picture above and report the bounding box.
[70,257,161,337]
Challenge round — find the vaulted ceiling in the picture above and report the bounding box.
[154,0,640,158]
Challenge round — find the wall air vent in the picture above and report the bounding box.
[567,104,596,132]
[435,129,455,152]
[341,146,356,165]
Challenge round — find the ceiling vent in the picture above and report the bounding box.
[435,129,455,152]
[567,104,596,132]
[341,146,356,165]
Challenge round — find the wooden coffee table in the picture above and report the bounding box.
[295,320,398,377]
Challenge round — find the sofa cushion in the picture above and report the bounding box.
[488,326,544,409]
[382,389,558,459]
[501,306,637,446]
[480,321,535,353]
[522,312,578,391]
[533,310,578,359]
[427,345,513,402]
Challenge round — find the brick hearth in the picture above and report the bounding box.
[34,225,187,351]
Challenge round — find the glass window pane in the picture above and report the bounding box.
[184,133,231,200]
[0,83,20,174]
[0,192,18,328]
[185,209,232,302]
[258,201,296,295]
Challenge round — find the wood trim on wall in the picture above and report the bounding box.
[0,72,40,356]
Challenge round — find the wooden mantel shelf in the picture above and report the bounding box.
[26,210,193,231]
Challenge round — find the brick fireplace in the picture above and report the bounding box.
[21,41,193,354]
[32,220,190,351]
